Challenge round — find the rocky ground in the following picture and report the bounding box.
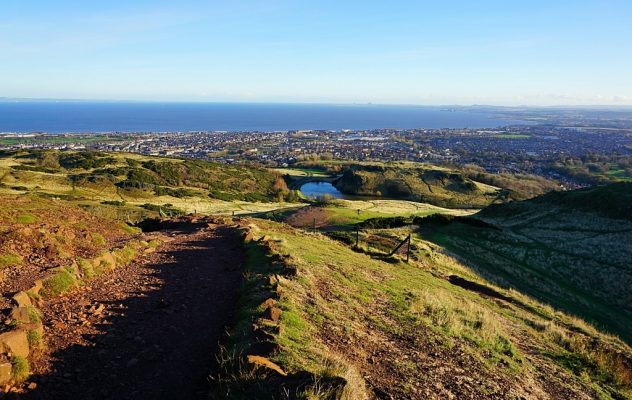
[16,222,243,400]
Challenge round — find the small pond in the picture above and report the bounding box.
[299,182,347,199]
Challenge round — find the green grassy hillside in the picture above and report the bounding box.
[334,163,501,208]
[0,150,300,216]
[423,183,632,343]
[217,219,632,399]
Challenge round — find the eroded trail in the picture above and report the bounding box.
[23,223,243,400]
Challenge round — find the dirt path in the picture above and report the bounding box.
[21,223,243,400]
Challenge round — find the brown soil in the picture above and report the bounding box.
[284,206,330,229]
[17,222,243,400]
[0,196,132,310]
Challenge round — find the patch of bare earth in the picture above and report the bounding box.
[284,206,330,229]
[18,223,243,400]
[316,283,597,399]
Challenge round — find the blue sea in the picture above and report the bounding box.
[0,101,528,133]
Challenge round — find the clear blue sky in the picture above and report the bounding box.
[1,1,631,105]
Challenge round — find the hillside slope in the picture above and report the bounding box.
[0,149,298,216]
[215,219,632,399]
[425,182,632,343]
[0,194,138,308]
[334,164,501,208]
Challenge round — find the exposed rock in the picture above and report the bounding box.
[12,292,32,308]
[263,307,282,323]
[246,355,287,376]
[10,307,33,325]
[29,280,44,296]
[260,298,277,310]
[0,330,30,358]
[0,363,12,385]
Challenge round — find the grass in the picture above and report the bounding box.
[77,257,95,279]
[411,288,518,365]
[26,306,41,324]
[225,218,632,399]
[91,233,106,246]
[0,253,23,269]
[11,356,29,382]
[0,149,305,218]
[26,329,42,348]
[112,243,139,266]
[425,206,632,343]
[334,163,501,208]
[41,268,77,298]
[271,167,329,177]
[16,214,37,224]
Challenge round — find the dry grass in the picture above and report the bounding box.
[411,288,515,359]
[239,218,632,398]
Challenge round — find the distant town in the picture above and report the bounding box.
[1,122,631,188]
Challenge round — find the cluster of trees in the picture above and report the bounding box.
[461,164,560,200]
[552,154,632,185]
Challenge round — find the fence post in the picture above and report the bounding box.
[355,226,359,248]
[313,218,317,234]
[406,234,411,263]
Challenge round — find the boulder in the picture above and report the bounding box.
[9,307,32,325]
[243,231,255,242]
[12,292,32,308]
[0,330,29,358]
[262,307,282,323]
[0,363,11,385]
[92,252,116,272]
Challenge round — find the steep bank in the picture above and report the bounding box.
[425,182,632,343]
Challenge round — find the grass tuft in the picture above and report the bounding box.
[11,356,29,381]
[41,269,76,298]
[0,253,23,269]
[27,330,42,348]
[16,214,37,224]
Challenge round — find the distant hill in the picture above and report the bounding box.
[528,182,632,220]
[0,150,297,214]
[425,182,632,343]
[334,163,501,208]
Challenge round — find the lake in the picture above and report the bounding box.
[0,102,529,133]
[300,182,348,199]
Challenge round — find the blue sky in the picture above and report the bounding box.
[1,1,631,105]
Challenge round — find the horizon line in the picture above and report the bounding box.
[2,97,632,109]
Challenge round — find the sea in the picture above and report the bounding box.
[0,101,529,133]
